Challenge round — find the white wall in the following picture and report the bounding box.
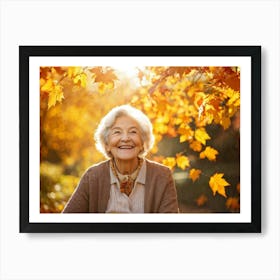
[0,0,279,279]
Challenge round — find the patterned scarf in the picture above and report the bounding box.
[110,158,143,196]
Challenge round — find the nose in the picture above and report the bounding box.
[120,132,130,141]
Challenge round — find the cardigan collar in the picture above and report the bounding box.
[109,159,147,186]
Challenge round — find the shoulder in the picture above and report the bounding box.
[84,160,110,177]
[145,159,172,175]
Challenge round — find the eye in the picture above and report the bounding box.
[112,130,121,135]
[130,129,138,134]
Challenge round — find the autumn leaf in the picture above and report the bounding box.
[67,67,82,78]
[200,146,219,161]
[225,88,240,106]
[189,140,202,152]
[40,65,240,213]
[162,157,176,169]
[189,168,202,182]
[73,73,87,88]
[220,116,231,130]
[40,78,64,109]
[194,127,211,145]
[196,194,208,206]
[209,173,230,197]
[176,155,190,170]
[47,84,64,109]
[154,122,168,134]
[90,67,117,84]
[41,78,53,92]
[226,197,240,211]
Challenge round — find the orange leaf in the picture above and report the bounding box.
[199,146,219,161]
[189,168,202,182]
[226,197,240,211]
[209,173,230,197]
[220,116,231,130]
[196,194,208,206]
[189,140,202,152]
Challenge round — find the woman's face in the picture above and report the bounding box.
[106,115,143,162]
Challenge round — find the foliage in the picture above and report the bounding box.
[40,65,240,213]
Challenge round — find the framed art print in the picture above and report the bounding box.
[19,45,261,233]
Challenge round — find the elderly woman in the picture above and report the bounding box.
[62,104,178,213]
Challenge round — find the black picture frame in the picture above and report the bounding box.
[19,46,261,233]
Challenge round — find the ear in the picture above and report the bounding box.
[105,145,110,153]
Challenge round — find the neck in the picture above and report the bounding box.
[114,158,139,175]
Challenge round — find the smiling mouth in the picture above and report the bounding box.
[118,145,135,149]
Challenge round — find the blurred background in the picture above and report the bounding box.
[40,66,240,213]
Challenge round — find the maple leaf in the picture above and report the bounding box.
[90,67,117,84]
[154,122,168,134]
[196,194,208,206]
[220,116,231,130]
[98,82,106,94]
[178,125,194,143]
[194,127,210,145]
[48,84,64,109]
[189,140,202,152]
[200,146,219,161]
[73,73,87,88]
[162,157,176,169]
[209,173,230,197]
[226,197,240,211]
[41,78,53,92]
[189,168,202,182]
[176,155,190,170]
[67,67,82,78]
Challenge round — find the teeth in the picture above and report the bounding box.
[119,146,134,149]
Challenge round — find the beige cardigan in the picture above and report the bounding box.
[62,159,179,213]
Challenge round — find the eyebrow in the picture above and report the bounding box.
[111,126,139,130]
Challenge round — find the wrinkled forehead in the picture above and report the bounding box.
[111,115,141,129]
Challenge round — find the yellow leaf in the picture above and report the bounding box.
[178,125,194,143]
[48,85,64,109]
[199,146,219,161]
[40,78,46,87]
[162,157,176,169]
[98,82,106,94]
[73,73,87,88]
[67,67,82,78]
[154,122,168,134]
[189,140,202,152]
[48,91,57,109]
[189,168,202,182]
[179,134,189,143]
[209,173,230,197]
[225,88,240,106]
[106,82,114,90]
[194,127,210,145]
[41,78,53,92]
[176,155,190,170]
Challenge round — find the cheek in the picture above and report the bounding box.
[135,135,144,147]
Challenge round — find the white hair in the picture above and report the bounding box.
[94,104,155,159]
